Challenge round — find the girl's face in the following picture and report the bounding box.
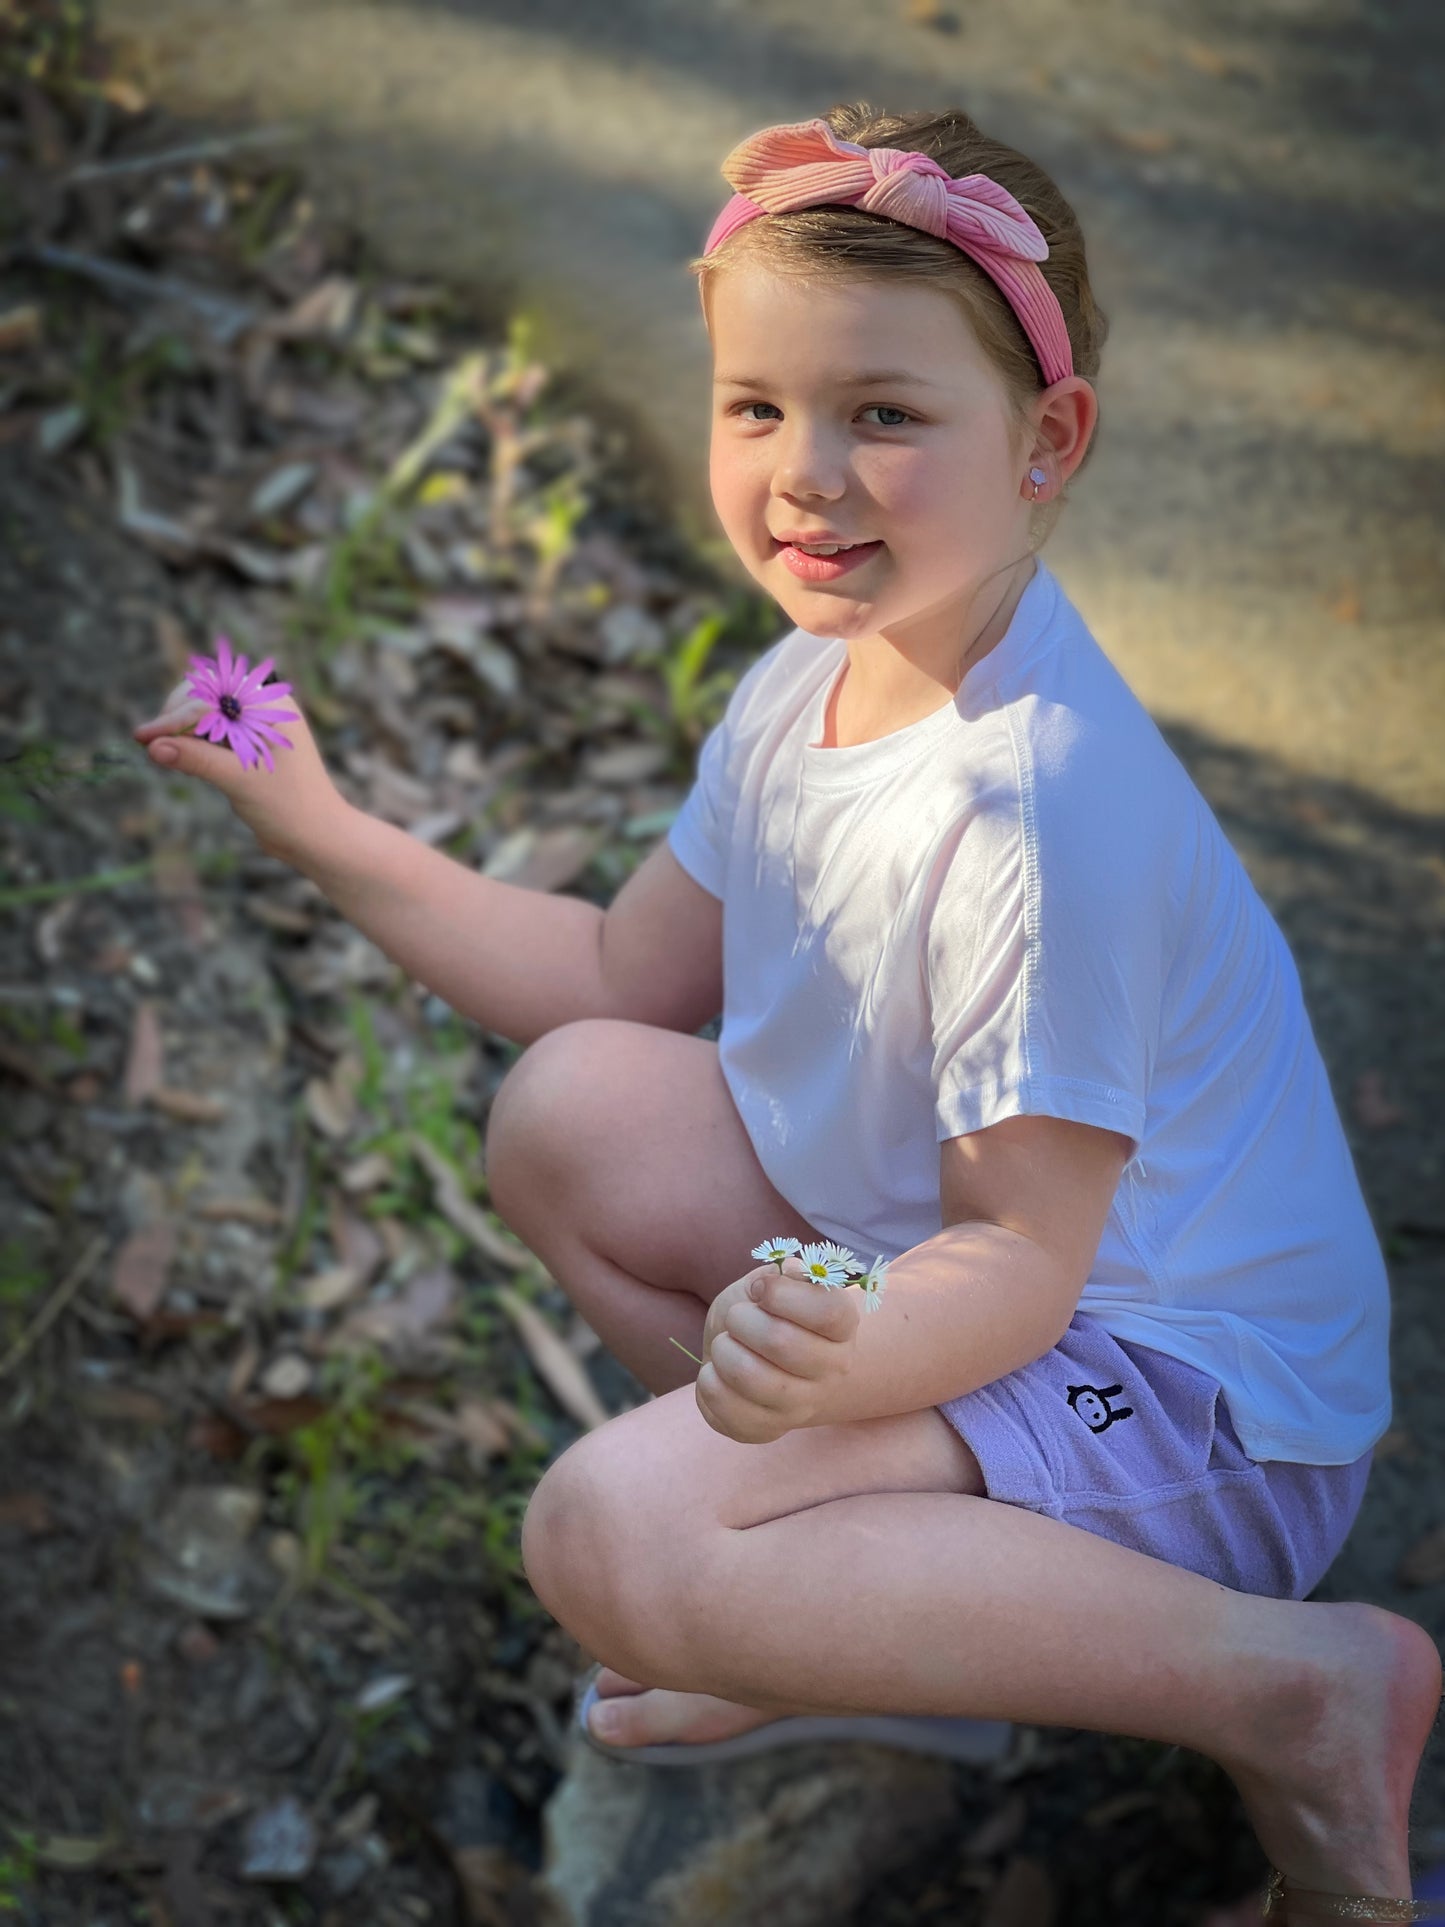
[707,267,1042,670]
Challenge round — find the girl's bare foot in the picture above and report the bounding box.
[1215,1601,1443,1923]
[586,1665,796,1747]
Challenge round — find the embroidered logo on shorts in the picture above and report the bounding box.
[1066,1382,1135,1434]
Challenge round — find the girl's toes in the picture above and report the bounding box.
[593,1666,651,1698]
[588,1688,654,1742]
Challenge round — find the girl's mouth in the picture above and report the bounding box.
[775,539,884,582]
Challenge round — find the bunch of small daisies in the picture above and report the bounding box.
[751,1237,890,1308]
[670,1237,889,1366]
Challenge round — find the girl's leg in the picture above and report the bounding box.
[490,1020,1442,1913]
[486,1015,882,1400]
[525,1390,1442,1918]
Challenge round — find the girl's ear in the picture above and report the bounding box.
[1029,376,1099,490]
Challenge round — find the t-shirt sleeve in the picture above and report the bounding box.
[666,704,733,900]
[666,638,787,902]
[924,736,1166,1154]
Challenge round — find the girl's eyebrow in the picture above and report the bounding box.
[714,370,944,389]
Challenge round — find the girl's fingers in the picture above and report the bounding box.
[757,1275,858,1338]
[133,697,209,742]
[704,1339,796,1410]
[723,1303,832,1380]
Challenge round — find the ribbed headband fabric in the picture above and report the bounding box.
[702,117,1074,388]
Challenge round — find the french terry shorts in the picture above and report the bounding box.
[936,1310,1374,1601]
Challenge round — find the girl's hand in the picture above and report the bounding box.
[132,675,350,866]
[696,1259,862,1445]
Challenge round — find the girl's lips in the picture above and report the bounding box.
[775,538,884,582]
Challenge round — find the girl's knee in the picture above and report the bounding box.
[484,1018,610,1211]
[521,1442,677,1667]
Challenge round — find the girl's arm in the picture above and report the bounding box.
[805,1113,1134,1427]
[136,680,722,1047]
[292,804,614,1047]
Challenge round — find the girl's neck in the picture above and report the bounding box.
[824,555,1038,745]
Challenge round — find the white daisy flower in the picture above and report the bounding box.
[796,1240,855,1289]
[856,1255,890,1312]
[751,1236,803,1267]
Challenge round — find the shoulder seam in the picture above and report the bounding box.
[1002,703,1042,1110]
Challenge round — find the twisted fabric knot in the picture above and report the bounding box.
[703,117,1072,387]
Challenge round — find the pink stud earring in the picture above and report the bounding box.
[1028,466,1048,500]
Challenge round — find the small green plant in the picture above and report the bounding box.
[273,1349,415,1584]
[0,1238,49,1317]
[0,738,134,824]
[273,1119,326,1296]
[0,1819,38,1914]
[0,0,97,92]
[345,993,387,1114]
[65,319,194,451]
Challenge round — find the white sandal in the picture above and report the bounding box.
[573,1663,1015,1768]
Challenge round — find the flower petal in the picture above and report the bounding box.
[234,656,276,698]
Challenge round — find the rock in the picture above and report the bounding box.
[140,1483,273,1619]
[239,1793,318,1881]
[538,1740,960,1926]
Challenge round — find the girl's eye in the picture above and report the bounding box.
[732,402,913,427]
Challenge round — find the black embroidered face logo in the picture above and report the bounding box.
[1066,1382,1134,1434]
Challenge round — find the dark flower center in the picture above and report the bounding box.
[219,694,242,720]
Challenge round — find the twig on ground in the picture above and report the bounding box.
[64,125,298,185]
[0,1232,109,1381]
[21,245,259,341]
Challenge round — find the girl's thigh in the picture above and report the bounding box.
[486,1016,834,1309]
[522,1382,986,1662]
[544,1378,984,1550]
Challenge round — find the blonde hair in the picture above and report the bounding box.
[689,102,1109,528]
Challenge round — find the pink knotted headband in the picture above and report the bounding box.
[702,117,1074,389]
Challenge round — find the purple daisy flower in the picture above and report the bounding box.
[183,636,300,774]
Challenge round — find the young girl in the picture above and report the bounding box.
[134,105,1442,1924]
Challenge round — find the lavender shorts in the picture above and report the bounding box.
[936,1311,1374,1600]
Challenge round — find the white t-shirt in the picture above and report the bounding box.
[667,558,1391,1466]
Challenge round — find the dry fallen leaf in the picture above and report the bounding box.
[123,999,165,1106]
[195,1196,284,1227]
[304,1052,362,1139]
[339,1151,394,1194]
[1397,1522,1445,1588]
[1353,1069,1406,1130]
[407,1134,531,1269]
[1181,39,1235,78]
[962,1790,1028,1860]
[1108,127,1177,155]
[495,1284,610,1431]
[0,305,43,353]
[330,1265,459,1356]
[982,1854,1055,1927]
[147,1086,229,1123]
[112,1221,178,1321]
[326,1201,386,1290]
[298,1264,365,1313]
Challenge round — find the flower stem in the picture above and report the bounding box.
[668,1336,704,1365]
